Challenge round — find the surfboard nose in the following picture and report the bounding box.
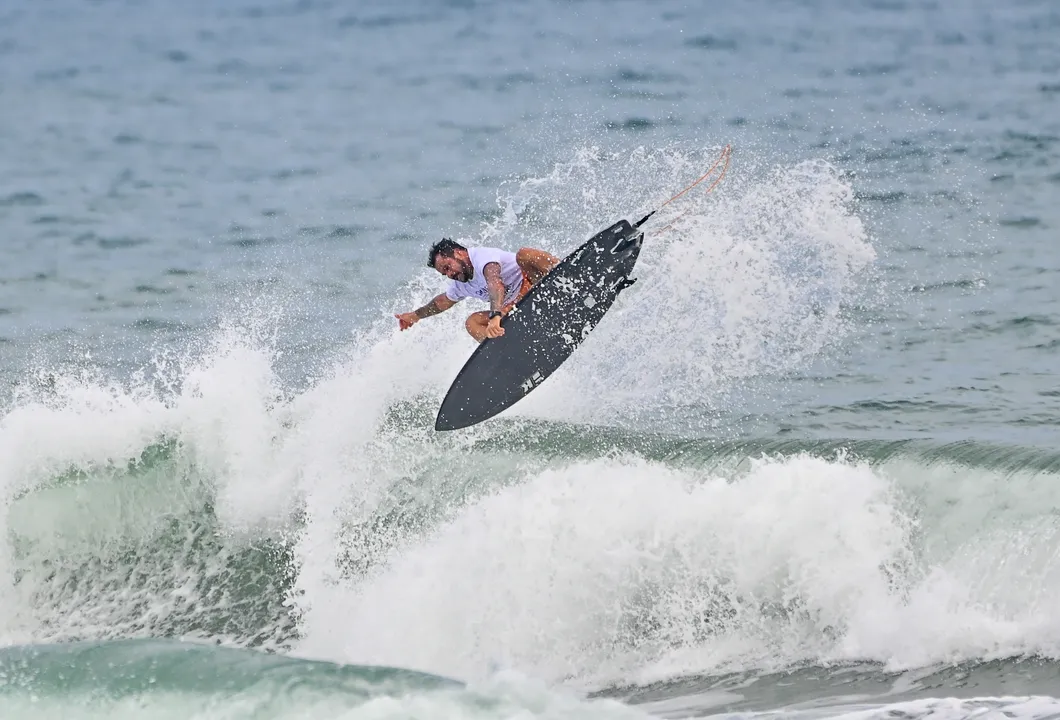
[434,412,465,432]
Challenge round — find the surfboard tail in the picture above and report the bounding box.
[633,210,656,228]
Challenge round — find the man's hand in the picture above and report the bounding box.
[485,314,505,338]
[395,312,419,331]
[395,294,457,331]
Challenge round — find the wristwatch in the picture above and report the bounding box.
[488,311,503,320]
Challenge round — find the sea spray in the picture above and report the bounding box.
[463,146,878,426]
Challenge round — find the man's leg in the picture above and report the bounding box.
[465,311,490,343]
[516,247,561,284]
[465,255,554,342]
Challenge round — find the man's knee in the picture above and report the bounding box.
[516,248,532,272]
[516,247,557,284]
[465,312,490,343]
[465,312,486,335]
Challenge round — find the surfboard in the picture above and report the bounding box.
[434,218,644,431]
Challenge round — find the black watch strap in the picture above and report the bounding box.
[488,310,503,320]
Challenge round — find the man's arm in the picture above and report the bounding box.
[483,261,505,314]
[415,293,457,319]
[395,293,457,331]
[482,261,510,339]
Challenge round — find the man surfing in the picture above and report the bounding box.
[395,238,561,342]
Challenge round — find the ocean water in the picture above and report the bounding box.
[2,0,1060,717]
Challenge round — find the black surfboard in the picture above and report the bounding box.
[435,218,644,431]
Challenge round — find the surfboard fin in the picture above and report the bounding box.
[633,211,655,228]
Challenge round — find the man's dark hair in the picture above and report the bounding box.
[427,238,466,268]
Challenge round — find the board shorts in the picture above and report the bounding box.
[501,271,533,315]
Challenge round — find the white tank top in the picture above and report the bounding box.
[444,247,525,305]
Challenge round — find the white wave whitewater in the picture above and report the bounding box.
[293,450,1060,686]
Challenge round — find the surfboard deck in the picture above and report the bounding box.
[435,218,644,431]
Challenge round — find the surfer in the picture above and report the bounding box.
[395,238,561,342]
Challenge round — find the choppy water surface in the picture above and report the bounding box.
[2,0,1059,718]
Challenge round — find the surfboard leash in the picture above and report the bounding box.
[633,143,732,232]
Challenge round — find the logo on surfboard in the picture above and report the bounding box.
[521,370,544,394]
